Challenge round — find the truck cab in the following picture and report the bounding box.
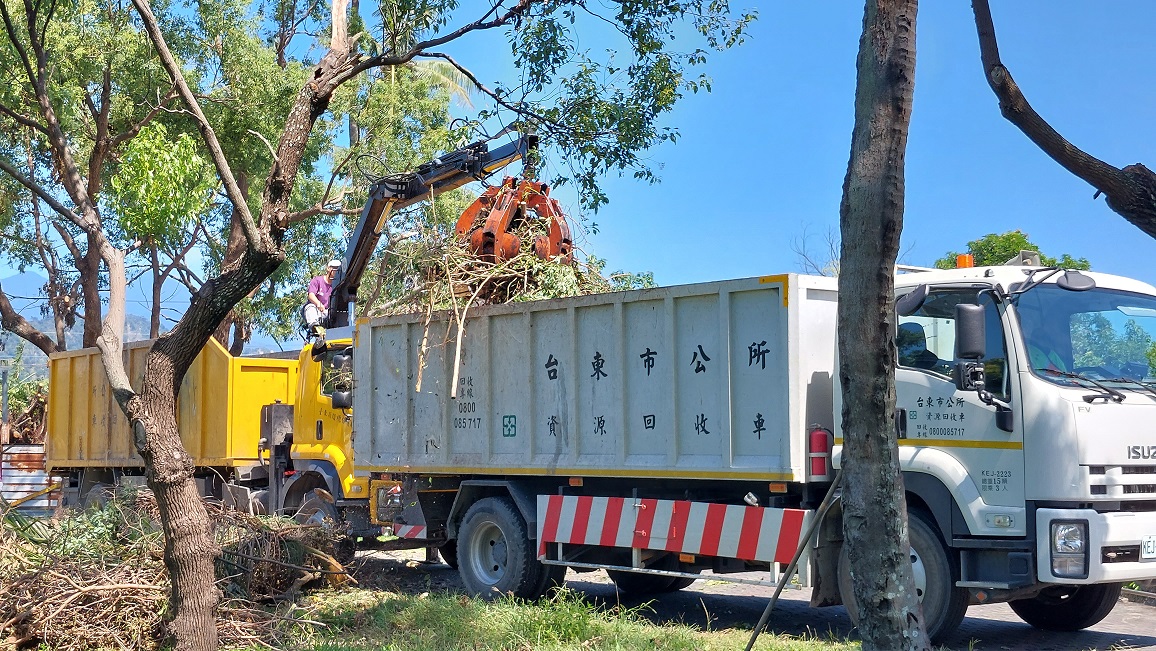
[884,265,1156,631]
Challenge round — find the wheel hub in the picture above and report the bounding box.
[910,546,927,601]
[468,521,509,585]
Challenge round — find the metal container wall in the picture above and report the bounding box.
[0,444,62,516]
[353,275,839,482]
[46,338,299,470]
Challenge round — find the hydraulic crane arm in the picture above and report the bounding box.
[325,135,536,328]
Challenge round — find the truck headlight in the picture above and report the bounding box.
[1050,520,1088,578]
[1052,522,1085,554]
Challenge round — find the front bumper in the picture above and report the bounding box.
[1036,508,1156,584]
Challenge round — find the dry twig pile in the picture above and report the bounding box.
[2,391,46,446]
[0,490,348,650]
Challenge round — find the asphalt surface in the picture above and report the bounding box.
[357,551,1156,650]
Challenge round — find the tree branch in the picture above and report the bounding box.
[110,88,178,147]
[419,52,566,132]
[131,0,262,252]
[0,156,84,226]
[972,0,1156,238]
[0,2,36,88]
[0,100,47,134]
[342,0,536,83]
[0,283,60,355]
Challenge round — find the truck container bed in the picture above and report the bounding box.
[352,274,838,482]
[47,338,299,470]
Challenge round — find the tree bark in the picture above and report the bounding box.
[0,283,61,355]
[839,1,928,649]
[79,236,104,347]
[151,245,163,338]
[212,174,251,352]
[119,359,220,651]
[971,0,1156,240]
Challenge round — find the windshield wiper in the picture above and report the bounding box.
[1101,377,1156,402]
[1042,369,1126,403]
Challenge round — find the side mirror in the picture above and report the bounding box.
[1057,270,1095,292]
[954,303,986,360]
[896,284,929,316]
[332,390,352,410]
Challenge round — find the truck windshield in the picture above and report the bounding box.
[1015,284,1156,387]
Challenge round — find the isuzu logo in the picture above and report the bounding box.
[1127,445,1156,460]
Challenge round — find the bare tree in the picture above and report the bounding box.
[838,0,930,649]
[972,0,1156,239]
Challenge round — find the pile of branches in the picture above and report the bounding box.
[2,391,46,445]
[0,489,349,650]
[366,213,611,319]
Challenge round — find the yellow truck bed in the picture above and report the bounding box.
[47,338,299,470]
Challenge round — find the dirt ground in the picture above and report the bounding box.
[349,548,1156,651]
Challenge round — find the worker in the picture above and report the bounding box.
[304,259,342,328]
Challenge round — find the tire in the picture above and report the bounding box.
[458,496,550,599]
[1009,583,1122,631]
[439,539,459,569]
[532,561,567,597]
[838,511,968,643]
[665,574,700,592]
[607,554,696,595]
[607,569,678,595]
[295,489,354,563]
[82,483,114,509]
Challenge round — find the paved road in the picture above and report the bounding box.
[564,575,1156,651]
[359,552,1156,650]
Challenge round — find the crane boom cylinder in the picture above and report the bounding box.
[325,135,536,329]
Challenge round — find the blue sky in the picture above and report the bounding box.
[5,1,1156,325]
[449,1,1156,287]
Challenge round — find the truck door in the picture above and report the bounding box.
[894,288,1027,537]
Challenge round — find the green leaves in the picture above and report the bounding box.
[934,230,1091,270]
[106,122,218,245]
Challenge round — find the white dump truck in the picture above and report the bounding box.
[322,264,1156,642]
[53,263,1156,642]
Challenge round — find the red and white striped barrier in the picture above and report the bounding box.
[536,494,809,563]
[393,523,427,539]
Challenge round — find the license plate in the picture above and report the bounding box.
[1144,536,1156,560]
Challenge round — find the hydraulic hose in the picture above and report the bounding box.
[744,468,844,651]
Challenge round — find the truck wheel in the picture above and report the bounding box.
[1008,583,1122,631]
[838,511,968,643]
[665,573,700,592]
[458,496,548,599]
[439,539,459,569]
[607,569,678,595]
[82,483,114,509]
[295,489,354,562]
[608,554,697,594]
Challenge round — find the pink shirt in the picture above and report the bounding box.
[308,275,334,308]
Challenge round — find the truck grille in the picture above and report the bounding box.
[1086,465,1156,497]
[1124,484,1156,495]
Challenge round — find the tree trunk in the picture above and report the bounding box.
[151,245,163,339]
[119,349,220,651]
[838,1,928,650]
[80,236,104,347]
[213,175,250,352]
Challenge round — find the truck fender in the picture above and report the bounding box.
[445,480,539,539]
[897,446,987,539]
[282,459,343,510]
[902,471,969,543]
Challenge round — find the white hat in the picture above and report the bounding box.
[327,259,342,269]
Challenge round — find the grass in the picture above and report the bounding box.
[259,588,860,651]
